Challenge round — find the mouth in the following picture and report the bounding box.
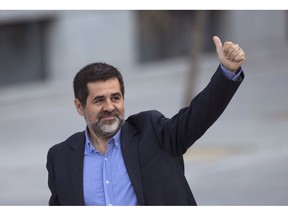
[98,110,120,124]
[99,113,119,123]
[101,116,116,121]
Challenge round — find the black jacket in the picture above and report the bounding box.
[46,65,244,205]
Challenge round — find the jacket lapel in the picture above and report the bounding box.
[121,121,145,205]
[68,132,85,205]
[66,127,144,205]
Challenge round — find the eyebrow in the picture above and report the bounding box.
[111,92,122,98]
[93,95,104,102]
[92,92,122,102]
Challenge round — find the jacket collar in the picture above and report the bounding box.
[67,123,145,206]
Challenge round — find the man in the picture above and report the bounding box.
[46,36,245,205]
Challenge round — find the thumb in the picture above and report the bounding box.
[213,36,223,53]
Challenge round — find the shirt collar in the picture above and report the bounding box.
[84,127,121,154]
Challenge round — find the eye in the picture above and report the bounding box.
[94,98,104,104]
[111,95,121,102]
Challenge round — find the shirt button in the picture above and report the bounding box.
[108,204,112,206]
[105,180,109,184]
[104,157,108,161]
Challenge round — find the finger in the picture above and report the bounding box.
[224,42,242,60]
[213,36,223,53]
[234,51,246,62]
[223,41,233,55]
[229,47,241,61]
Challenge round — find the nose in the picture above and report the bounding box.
[103,99,114,112]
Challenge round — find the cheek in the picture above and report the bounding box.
[84,109,101,122]
[117,104,125,116]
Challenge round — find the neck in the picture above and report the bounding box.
[88,129,110,155]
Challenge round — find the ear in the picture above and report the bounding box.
[74,98,85,116]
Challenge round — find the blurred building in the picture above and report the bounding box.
[0,10,286,89]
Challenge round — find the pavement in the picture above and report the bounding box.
[0,43,288,206]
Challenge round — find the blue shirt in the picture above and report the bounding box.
[83,128,137,206]
[82,65,242,206]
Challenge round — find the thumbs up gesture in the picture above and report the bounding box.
[213,36,245,72]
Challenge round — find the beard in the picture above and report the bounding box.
[89,110,124,139]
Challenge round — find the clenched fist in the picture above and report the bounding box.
[213,36,245,72]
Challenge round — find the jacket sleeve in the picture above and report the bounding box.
[46,148,60,205]
[156,64,244,156]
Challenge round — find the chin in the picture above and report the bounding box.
[102,120,120,134]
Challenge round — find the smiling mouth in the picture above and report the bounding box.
[98,110,119,122]
[99,114,119,123]
[101,116,116,121]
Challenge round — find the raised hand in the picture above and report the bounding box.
[213,36,245,72]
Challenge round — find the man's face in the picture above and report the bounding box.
[75,78,124,139]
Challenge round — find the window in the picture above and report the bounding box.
[0,20,48,87]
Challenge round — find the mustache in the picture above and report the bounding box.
[98,110,120,119]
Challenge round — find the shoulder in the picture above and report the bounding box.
[125,110,168,133]
[127,110,165,124]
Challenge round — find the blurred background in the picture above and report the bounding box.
[0,10,287,205]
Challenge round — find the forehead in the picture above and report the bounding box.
[87,78,121,97]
